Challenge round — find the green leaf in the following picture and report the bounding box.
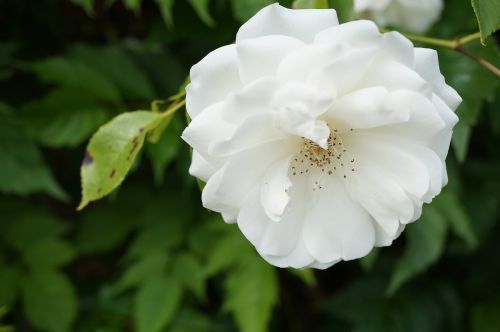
[78,111,165,210]
[23,239,76,270]
[359,248,380,272]
[0,263,20,307]
[471,0,500,45]
[21,88,109,147]
[114,251,168,293]
[22,271,77,332]
[435,191,477,249]
[70,0,94,14]
[288,268,316,287]
[231,0,274,22]
[0,112,66,200]
[127,217,184,259]
[292,0,329,9]
[2,208,68,252]
[387,206,448,295]
[188,0,215,27]
[145,115,182,184]
[328,0,354,23]
[438,44,499,162]
[203,228,249,276]
[471,303,500,332]
[155,0,176,28]
[172,254,206,300]
[224,255,278,332]
[29,57,121,103]
[70,45,155,100]
[124,0,142,13]
[76,204,136,253]
[134,276,182,332]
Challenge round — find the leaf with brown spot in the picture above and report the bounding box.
[78,111,165,210]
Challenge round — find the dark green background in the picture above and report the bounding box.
[0,0,499,331]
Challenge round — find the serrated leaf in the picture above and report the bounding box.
[172,254,205,300]
[188,0,215,27]
[0,112,66,200]
[387,206,448,295]
[70,45,155,100]
[78,111,165,210]
[22,271,77,332]
[29,57,121,103]
[231,0,274,22]
[134,276,182,332]
[471,0,500,45]
[224,255,278,332]
[156,0,176,28]
[21,88,109,147]
[292,0,329,9]
[114,251,168,293]
[23,239,76,270]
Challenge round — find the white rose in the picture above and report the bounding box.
[354,0,443,33]
[182,4,460,269]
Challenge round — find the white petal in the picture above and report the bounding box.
[303,176,376,262]
[261,156,293,221]
[202,140,295,213]
[209,112,284,157]
[307,47,378,97]
[414,48,462,110]
[314,20,381,48]
[236,3,339,43]
[186,45,241,118]
[238,176,307,257]
[345,160,414,235]
[272,81,334,118]
[376,31,415,67]
[181,103,235,155]
[329,86,410,130]
[277,104,330,148]
[277,42,348,82]
[221,77,280,124]
[237,35,304,84]
[189,150,216,182]
[360,59,432,96]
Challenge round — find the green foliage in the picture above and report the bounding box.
[21,271,77,332]
[1,1,499,332]
[134,276,182,332]
[471,0,500,44]
[0,112,67,200]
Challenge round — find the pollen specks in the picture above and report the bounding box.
[290,126,356,189]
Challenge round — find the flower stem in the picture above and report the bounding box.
[382,29,499,77]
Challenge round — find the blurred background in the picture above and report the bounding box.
[0,0,499,331]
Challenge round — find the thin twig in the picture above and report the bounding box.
[455,45,500,77]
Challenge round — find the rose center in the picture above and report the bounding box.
[290,126,356,189]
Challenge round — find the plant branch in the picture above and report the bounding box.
[455,46,500,77]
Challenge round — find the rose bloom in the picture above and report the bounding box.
[354,0,443,33]
[182,4,460,269]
